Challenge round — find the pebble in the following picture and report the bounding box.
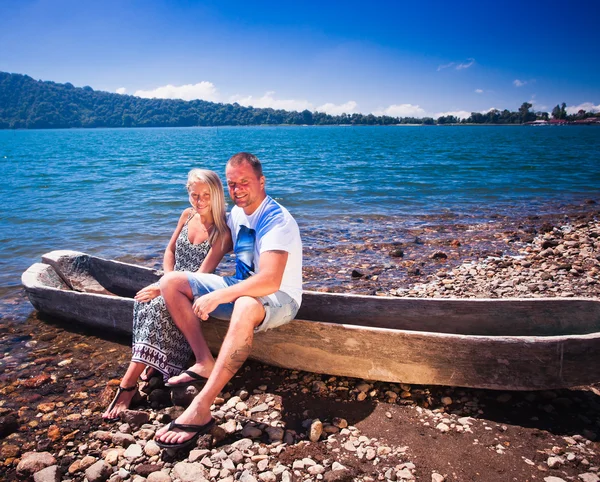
[579,474,600,482]
[309,419,323,441]
[17,452,57,477]
[124,443,143,459]
[147,471,172,482]
[33,465,61,482]
[172,462,209,482]
[85,460,113,482]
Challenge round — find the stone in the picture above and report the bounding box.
[120,410,150,429]
[242,424,263,438]
[135,464,163,476]
[17,452,57,477]
[366,448,376,460]
[258,471,277,482]
[547,456,564,468]
[544,477,567,482]
[436,423,450,433]
[396,468,415,479]
[231,438,254,452]
[239,469,258,482]
[147,472,172,482]
[189,449,210,462]
[171,385,202,407]
[308,464,326,475]
[250,403,269,413]
[578,474,600,482]
[432,473,445,482]
[85,460,113,482]
[440,396,452,406]
[104,448,124,465]
[332,417,348,428]
[33,465,61,482]
[172,462,209,482]
[112,432,136,447]
[144,440,161,457]
[221,419,238,434]
[309,419,323,442]
[266,426,285,442]
[324,468,353,482]
[124,443,143,459]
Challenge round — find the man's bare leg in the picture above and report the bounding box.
[156,296,264,445]
[102,361,145,420]
[160,272,215,383]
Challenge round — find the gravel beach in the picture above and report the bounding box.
[1,204,599,482]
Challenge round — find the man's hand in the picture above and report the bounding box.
[192,291,225,321]
[134,285,161,303]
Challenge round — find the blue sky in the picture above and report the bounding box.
[1,0,599,118]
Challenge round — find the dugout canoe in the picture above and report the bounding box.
[22,250,600,390]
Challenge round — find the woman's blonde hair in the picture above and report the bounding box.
[186,169,228,247]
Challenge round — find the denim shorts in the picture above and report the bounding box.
[186,272,299,333]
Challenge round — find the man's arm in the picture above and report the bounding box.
[192,250,288,321]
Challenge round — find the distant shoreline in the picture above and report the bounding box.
[2,123,599,131]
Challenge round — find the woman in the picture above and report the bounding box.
[103,169,232,422]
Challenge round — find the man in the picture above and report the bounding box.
[155,152,302,448]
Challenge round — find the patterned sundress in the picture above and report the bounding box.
[131,214,210,378]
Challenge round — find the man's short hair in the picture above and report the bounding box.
[227,152,263,178]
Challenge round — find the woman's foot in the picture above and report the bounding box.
[140,366,157,382]
[165,363,213,387]
[102,385,137,422]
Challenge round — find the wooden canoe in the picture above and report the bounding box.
[22,250,600,390]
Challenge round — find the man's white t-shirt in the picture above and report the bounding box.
[227,196,303,306]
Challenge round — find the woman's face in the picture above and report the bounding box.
[188,181,211,215]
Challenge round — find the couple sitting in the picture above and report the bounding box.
[102,152,302,449]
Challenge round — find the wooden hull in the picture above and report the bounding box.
[22,250,600,390]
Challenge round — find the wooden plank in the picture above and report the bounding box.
[298,292,600,336]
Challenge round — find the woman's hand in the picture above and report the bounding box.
[135,285,161,303]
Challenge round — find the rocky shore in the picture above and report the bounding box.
[1,206,599,481]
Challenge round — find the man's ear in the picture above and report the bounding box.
[260,176,266,189]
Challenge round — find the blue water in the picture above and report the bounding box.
[1,125,599,302]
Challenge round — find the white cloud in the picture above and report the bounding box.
[456,58,475,70]
[513,79,527,87]
[116,87,126,95]
[438,58,475,72]
[375,104,427,117]
[437,62,455,71]
[316,101,358,115]
[434,110,471,120]
[230,91,313,111]
[475,89,483,94]
[134,82,220,101]
[566,102,600,115]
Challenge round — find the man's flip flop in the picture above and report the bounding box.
[164,369,207,388]
[155,419,215,450]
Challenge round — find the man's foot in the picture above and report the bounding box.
[165,363,213,387]
[102,385,137,422]
[155,405,214,447]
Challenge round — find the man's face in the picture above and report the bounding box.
[226,161,265,214]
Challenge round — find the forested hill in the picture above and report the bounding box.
[0,72,404,129]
